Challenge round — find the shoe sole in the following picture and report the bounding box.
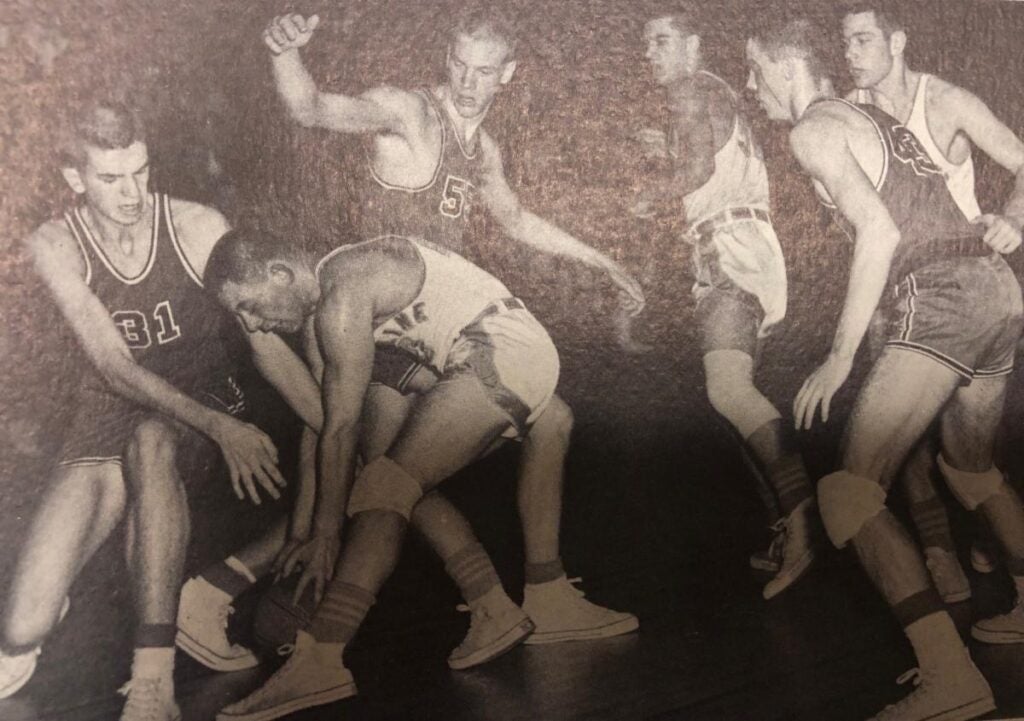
[763,551,814,600]
[970,626,1024,644]
[176,630,259,672]
[523,615,639,645]
[0,652,38,700]
[750,557,781,573]
[216,682,357,721]
[907,694,995,721]
[970,558,996,574]
[448,618,534,670]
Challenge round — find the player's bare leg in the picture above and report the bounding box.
[704,347,817,599]
[900,437,971,603]
[218,375,516,721]
[821,350,994,721]
[121,417,187,721]
[361,384,532,669]
[0,463,124,698]
[939,376,1024,646]
[517,397,638,644]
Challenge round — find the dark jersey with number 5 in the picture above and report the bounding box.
[354,89,479,254]
[64,193,229,388]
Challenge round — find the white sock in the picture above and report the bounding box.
[132,647,174,681]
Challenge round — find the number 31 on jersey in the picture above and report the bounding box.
[112,300,182,349]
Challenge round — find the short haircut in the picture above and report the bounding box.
[59,97,146,169]
[838,2,906,38]
[749,17,833,83]
[645,1,704,39]
[448,3,518,61]
[203,227,296,296]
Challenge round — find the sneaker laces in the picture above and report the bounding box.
[118,678,167,721]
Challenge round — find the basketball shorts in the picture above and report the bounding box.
[692,237,764,357]
[883,255,1024,382]
[370,345,439,395]
[58,375,248,467]
[442,299,560,438]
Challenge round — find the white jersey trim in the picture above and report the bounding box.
[163,196,204,287]
[368,90,445,193]
[63,211,93,286]
[75,195,159,286]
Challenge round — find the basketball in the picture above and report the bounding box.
[252,573,318,654]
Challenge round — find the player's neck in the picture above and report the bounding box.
[438,86,487,150]
[869,63,916,121]
[82,201,152,257]
[793,78,837,121]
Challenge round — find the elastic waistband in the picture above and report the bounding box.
[896,237,994,279]
[690,207,771,241]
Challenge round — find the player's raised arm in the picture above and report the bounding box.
[789,110,901,429]
[477,131,645,315]
[263,13,410,136]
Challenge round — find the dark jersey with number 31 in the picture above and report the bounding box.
[354,89,479,254]
[64,193,229,389]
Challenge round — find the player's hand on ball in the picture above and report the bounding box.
[974,213,1022,255]
[291,533,341,606]
[793,354,853,430]
[264,13,320,55]
[209,415,286,504]
[272,537,305,581]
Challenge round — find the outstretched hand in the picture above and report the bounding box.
[613,295,653,355]
[208,415,286,504]
[974,213,1022,255]
[264,13,321,55]
[793,354,853,431]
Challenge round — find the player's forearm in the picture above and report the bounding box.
[271,50,321,127]
[1003,168,1024,228]
[251,336,324,431]
[515,211,618,274]
[313,420,360,536]
[95,352,222,436]
[290,426,318,541]
[831,228,900,361]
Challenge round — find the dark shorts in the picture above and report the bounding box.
[692,240,763,357]
[884,255,1024,382]
[370,345,439,395]
[58,375,247,467]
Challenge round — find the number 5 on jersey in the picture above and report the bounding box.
[440,174,473,219]
[112,300,182,349]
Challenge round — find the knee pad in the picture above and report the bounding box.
[346,456,423,520]
[817,470,887,548]
[937,454,1003,511]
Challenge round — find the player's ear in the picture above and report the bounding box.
[500,59,517,85]
[61,166,86,194]
[268,262,295,286]
[889,30,906,57]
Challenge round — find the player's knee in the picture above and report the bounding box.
[126,418,178,469]
[347,456,424,520]
[937,454,1004,511]
[530,395,573,448]
[817,470,887,548]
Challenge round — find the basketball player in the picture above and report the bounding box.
[747,17,1024,720]
[259,6,641,653]
[840,1,1024,605]
[204,228,563,719]
[633,3,817,598]
[0,98,286,720]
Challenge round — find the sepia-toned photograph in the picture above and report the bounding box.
[2,0,1024,719]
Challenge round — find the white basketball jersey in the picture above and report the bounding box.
[856,74,981,220]
[680,71,771,226]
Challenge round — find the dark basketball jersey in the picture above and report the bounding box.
[353,89,480,255]
[64,193,230,388]
[818,99,983,274]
